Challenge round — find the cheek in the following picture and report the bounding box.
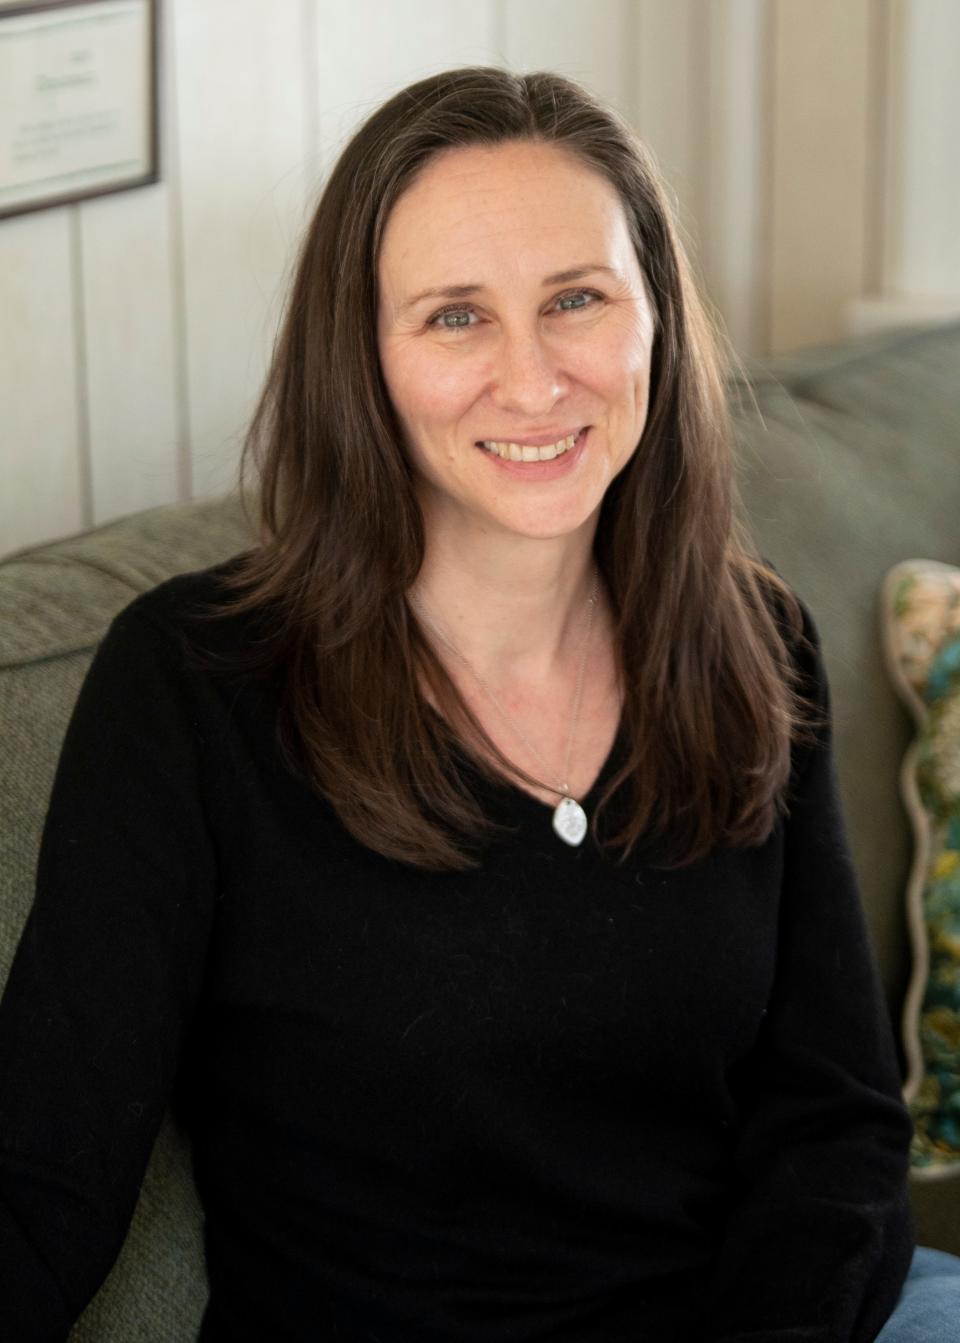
[576,316,650,397]
[426,355,487,419]
[391,350,480,431]
[616,339,653,427]
[585,347,650,422]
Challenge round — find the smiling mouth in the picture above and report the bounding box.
[475,429,584,462]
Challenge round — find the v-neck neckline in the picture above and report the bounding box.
[498,716,625,815]
[427,700,626,821]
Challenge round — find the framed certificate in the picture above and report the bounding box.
[0,0,159,220]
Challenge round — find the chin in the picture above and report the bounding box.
[494,507,598,543]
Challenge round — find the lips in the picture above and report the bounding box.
[474,426,589,461]
[478,432,579,462]
[474,426,589,477]
[475,425,585,449]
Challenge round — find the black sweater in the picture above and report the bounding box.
[0,564,914,1341]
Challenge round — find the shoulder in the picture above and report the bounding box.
[119,553,248,625]
[747,560,831,782]
[107,554,263,664]
[752,558,824,691]
[68,555,280,726]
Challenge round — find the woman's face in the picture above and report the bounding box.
[376,140,656,545]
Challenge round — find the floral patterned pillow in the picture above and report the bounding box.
[882,559,960,1176]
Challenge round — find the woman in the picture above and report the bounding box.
[1,65,956,1342]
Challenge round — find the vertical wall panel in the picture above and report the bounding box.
[893,0,960,297]
[79,0,179,528]
[634,1,706,260]
[503,0,628,112]
[172,0,309,500]
[880,0,907,301]
[766,0,872,353]
[861,0,892,299]
[845,0,960,335]
[80,189,178,525]
[702,0,764,359]
[0,210,82,557]
[314,0,500,182]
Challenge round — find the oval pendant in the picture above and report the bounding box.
[552,796,588,847]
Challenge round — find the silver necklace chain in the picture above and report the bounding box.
[408,571,600,839]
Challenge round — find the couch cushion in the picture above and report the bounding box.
[1,493,255,665]
[733,319,960,1017]
[0,493,252,1343]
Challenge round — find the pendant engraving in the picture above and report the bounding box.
[553,796,588,847]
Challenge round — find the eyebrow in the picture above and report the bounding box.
[398,264,625,314]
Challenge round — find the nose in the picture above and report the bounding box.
[489,325,568,417]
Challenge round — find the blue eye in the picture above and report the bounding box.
[427,306,475,330]
[440,310,472,328]
[427,288,600,331]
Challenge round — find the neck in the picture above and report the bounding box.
[409,523,602,684]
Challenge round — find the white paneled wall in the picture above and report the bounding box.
[80,105,179,520]
[2,0,958,557]
[851,0,960,333]
[895,0,960,295]
[170,1,308,499]
[505,0,628,111]
[634,0,707,239]
[702,0,764,358]
[1,208,82,545]
[316,0,501,168]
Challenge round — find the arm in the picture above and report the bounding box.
[0,601,217,1342]
[702,600,915,1342]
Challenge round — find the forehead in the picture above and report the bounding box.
[377,141,637,295]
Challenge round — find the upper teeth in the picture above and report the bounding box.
[480,432,578,462]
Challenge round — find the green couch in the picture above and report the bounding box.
[2,319,958,1338]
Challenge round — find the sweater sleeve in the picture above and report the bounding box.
[702,599,915,1342]
[0,601,218,1342]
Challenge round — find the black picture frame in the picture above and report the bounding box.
[0,0,160,221]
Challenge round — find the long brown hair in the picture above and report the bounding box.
[203,65,818,871]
